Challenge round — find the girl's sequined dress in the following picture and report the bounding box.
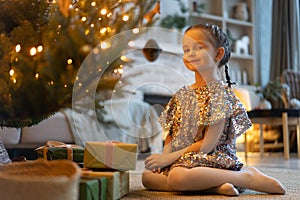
[159,80,252,174]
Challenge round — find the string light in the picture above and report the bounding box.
[67,59,73,64]
[37,45,43,52]
[30,47,37,56]
[35,73,39,79]
[122,15,129,21]
[9,69,14,76]
[15,44,21,52]
[100,27,107,34]
[100,42,111,49]
[128,40,135,47]
[91,2,96,6]
[100,8,107,15]
[132,28,139,34]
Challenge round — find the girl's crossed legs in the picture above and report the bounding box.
[142,166,285,196]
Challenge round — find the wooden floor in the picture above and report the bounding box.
[236,151,300,170]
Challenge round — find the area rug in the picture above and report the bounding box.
[122,163,300,199]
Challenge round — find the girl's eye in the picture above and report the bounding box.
[183,49,190,53]
[194,45,203,51]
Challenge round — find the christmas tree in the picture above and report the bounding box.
[0,0,159,127]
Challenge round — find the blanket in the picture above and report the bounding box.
[62,99,163,153]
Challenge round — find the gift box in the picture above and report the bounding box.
[81,169,129,200]
[84,141,138,170]
[79,177,107,200]
[36,141,84,163]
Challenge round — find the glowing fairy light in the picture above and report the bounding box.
[132,28,139,34]
[15,44,21,52]
[120,55,128,62]
[30,47,37,56]
[100,8,107,15]
[128,40,135,47]
[35,73,39,79]
[64,84,67,88]
[118,68,124,74]
[67,59,73,64]
[122,15,129,21]
[100,27,107,34]
[91,2,96,6]
[37,45,43,52]
[12,78,17,84]
[107,13,112,17]
[90,23,95,28]
[100,42,111,49]
[9,69,14,76]
[81,16,87,22]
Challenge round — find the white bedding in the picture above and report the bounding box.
[62,99,163,153]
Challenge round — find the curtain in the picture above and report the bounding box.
[270,0,300,80]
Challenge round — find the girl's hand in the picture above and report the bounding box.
[144,154,172,171]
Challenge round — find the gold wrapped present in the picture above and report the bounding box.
[84,141,138,170]
[81,169,129,200]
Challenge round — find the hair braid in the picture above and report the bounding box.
[225,64,235,88]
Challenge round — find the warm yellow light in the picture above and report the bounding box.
[114,69,118,73]
[12,78,17,84]
[132,28,139,34]
[9,69,14,76]
[100,27,107,34]
[100,8,107,15]
[118,68,124,74]
[67,59,73,64]
[64,84,67,88]
[90,23,95,28]
[30,47,37,56]
[37,45,43,52]
[107,13,112,17]
[85,29,90,35]
[128,41,135,47]
[120,56,128,62]
[100,42,111,49]
[91,2,96,6]
[35,73,39,79]
[15,44,21,52]
[81,16,87,22]
[122,15,129,21]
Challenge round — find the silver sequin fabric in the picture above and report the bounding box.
[159,80,252,174]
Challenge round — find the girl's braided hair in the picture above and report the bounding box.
[185,23,235,87]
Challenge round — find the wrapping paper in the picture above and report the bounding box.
[81,169,129,200]
[79,177,107,200]
[84,141,138,170]
[36,141,84,163]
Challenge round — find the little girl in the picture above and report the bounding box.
[141,24,286,196]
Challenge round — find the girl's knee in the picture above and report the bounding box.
[167,167,188,191]
[141,170,153,188]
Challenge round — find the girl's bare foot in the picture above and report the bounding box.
[244,167,286,194]
[206,183,239,196]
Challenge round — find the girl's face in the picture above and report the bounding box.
[182,29,218,73]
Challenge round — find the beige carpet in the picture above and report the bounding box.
[122,161,300,200]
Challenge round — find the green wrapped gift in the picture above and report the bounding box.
[36,141,84,163]
[81,169,129,200]
[79,177,107,200]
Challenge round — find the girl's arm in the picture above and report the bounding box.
[187,119,226,154]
